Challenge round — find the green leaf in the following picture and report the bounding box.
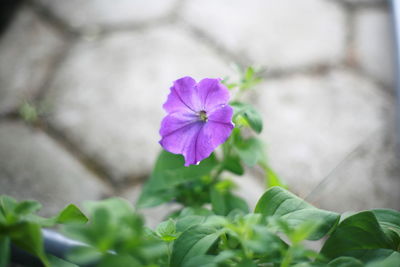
[56,204,88,224]
[48,255,79,267]
[223,153,244,175]
[137,150,218,208]
[239,66,263,91]
[0,236,10,267]
[320,211,397,260]
[210,187,227,216]
[99,254,141,267]
[254,187,340,240]
[233,137,265,167]
[0,195,17,224]
[156,219,178,242]
[66,246,102,265]
[327,256,363,267]
[237,259,258,267]
[243,225,286,255]
[289,220,322,244]
[83,198,133,223]
[14,200,42,215]
[176,216,205,233]
[170,226,221,267]
[262,163,287,188]
[10,222,49,266]
[179,207,214,217]
[210,188,249,216]
[28,204,88,227]
[231,102,263,133]
[371,209,400,246]
[336,249,396,264]
[183,255,217,267]
[366,251,400,267]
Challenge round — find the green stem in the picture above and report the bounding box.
[166,242,173,266]
[281,247,293,267]
[210,138,232,182]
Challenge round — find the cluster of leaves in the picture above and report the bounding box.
[61,198,166,266]
[0,195,87,267]
[2,187,400,266]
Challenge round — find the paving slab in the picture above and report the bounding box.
[252,70,396,211]
[45,25,232,183]
[0,121,110,216]
[36,0,179,29]
[308,123,400,212]
[354,7,395,86]
[181,0,346,70]
[0,6,65,115]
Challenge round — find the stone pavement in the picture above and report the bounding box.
[0,0,398,223]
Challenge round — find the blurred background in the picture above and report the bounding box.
[0,0,399,225]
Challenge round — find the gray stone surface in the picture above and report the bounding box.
[46,26,232,182]
[0,121,110,215]
[231,173,266,210]
[181,0,346,70]
[308,123,400,212]
[253,70,394,204]
[354,8,395,86]
[341,0,384,4]
[36,0,178,29]
[0,7,65,115]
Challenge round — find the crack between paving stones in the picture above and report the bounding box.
[179,20,355,82]
[343,2,357,70]
[351,67,397,99]
[86,0,185,37]
[36,120,118,195]
[177,21,250,69]
[26,0,80,38]
[260,63,338,80]
[33,41,76,105]
[114,174,150,196]
[258,64,396,102]
[0,116,152,199]
[36,120,152,197]
[326,0,388,10]
[27,0,186,39]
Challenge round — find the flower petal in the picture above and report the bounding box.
[208,105,234,125]
[163,76,201,113]
[159,111,198,137]
[197,78,230,111]
[159,120,204,166]
[192,121,234,164]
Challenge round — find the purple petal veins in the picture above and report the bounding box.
[159,76,234,166]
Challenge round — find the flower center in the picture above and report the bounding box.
[199,110,208,122]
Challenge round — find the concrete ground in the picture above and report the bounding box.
[0,0,399,223]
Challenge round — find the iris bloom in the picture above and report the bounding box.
[159,77,234,166]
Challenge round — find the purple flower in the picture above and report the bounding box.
[159,77,234,166]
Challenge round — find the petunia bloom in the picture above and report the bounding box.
[159,77,234,166]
